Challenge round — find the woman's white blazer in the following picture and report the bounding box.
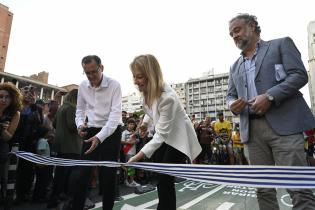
[141,84,201,162]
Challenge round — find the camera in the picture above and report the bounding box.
[80,126,88,132]
[0,117,10,134]
[21,85,37,93]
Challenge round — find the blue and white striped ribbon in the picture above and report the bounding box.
[12,151,315,189]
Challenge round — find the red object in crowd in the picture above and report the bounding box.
[305,129,315,143]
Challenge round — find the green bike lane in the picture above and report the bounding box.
[92,180,311,210]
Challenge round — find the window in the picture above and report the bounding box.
[208,81,214,86]
[215,79,221,85]
[208,87,214,92]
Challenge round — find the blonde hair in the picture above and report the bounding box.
[130,54,164,107]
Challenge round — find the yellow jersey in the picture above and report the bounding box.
[214,120,232,138]
[231,131,243,149]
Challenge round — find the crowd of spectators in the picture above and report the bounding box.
[191,112,315,167]
[0,81,314,210]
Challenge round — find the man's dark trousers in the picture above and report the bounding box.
[71,126,121,210]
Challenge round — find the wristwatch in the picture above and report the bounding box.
[266,93,274,102]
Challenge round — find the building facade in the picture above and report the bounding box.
[0,71,67,102]
[308,21,315,114]
[122,92,142,113]
[170,82,186,110]
[186,72,234,122]
[0,3,13,72]
[30,71,49,84]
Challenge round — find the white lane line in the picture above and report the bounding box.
[92,181,186,210]
[122,193,139,200]
[136,198,159,209]
[92,193,139,209]
[91,202,102,209]
[216,202,235,210]
[178,185,226,209]
[93,194,157,209]
[121,204,155,210]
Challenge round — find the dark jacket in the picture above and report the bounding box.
[53,102,82,154]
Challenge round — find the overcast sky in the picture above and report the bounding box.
[2,0,315,104]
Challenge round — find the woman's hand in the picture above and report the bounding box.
[0,121,10,130]
[127,151,145,163]
[0,121,11,141]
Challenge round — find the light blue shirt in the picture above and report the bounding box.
[244,55,258,101]
[241,42,260,113]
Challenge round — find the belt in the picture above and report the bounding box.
[249,114,264,120]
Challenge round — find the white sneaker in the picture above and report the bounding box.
[130,181,140,187]
[125,180,132,187]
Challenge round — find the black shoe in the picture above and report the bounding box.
[62,200,72,210]
[32,197,47,203]
[13,197,27,205]
[59,193,67,201]
[115,196,124,201]
[47,200,59,209]
[84,198,95,210]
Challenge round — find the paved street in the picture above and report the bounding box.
[11,179,315,210]
[100,180,310,210]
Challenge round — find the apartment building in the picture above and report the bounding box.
[122,92,142,113]
[121,73,237,123]
[308,20,315,114]
[0,3,13,72]
[185,72,234,122]
[170,82,186,110]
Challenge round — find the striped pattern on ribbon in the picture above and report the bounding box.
[12,151,315,189]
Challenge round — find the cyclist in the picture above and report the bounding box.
[214,112,234,165]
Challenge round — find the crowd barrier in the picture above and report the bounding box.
[12,151,315,189]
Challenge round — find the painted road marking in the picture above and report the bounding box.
[178,185,226,209]
[121,204,153,210]
[136,198,159,209]
[122,193,139,200]
[216,202,235,210]
[121,204,135,210]
[92,193,140,209]
[120,199,158,209]
[92,187,156,209]
[92,202,102,209]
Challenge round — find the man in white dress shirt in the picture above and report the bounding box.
[71,55,122,210]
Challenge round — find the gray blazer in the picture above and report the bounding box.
[227,37,315,143]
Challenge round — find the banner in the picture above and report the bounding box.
[12,151,315,189]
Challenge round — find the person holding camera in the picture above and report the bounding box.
[14,85,43,204]
[0,83,22,206]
